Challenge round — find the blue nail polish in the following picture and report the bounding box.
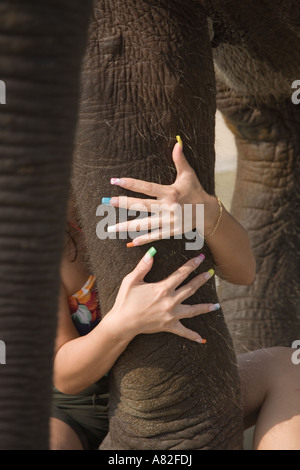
[102,197,111,205]
[214,303,220,311]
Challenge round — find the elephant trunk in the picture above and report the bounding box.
[0,1,92,449]
[217,79,300,353]
[74,0,243,449]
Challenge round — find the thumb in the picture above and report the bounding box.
[130,247,157,283]
[172,138,192,177]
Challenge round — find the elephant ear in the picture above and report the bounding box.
[71,305,92,325]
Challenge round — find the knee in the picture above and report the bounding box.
[265,347,300,388]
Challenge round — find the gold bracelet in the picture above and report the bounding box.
[204,197,223,240]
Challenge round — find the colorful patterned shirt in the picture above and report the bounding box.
[68,275,101,336]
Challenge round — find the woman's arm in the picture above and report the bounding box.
[105,140,256,285]
[53,283,132,395]
[199,193,256,285]
[54,251,218,394]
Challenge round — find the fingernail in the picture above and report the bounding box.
[204,269,215,280]
[194,253,205,265]
[111,178,125,186]
[176,135,183,148]
[109,197,118,206]
[209,303,220,312]
[107,225,117,233]
[196,338,207,344]
[144,247,157,262]
[102,197,111,205]
[127,241,136,248]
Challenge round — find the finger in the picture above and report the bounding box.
[172,141,193,177]
[174,269,215,304]
[164,254,206,290]
[127,247,157,283]
[108,216,160,234]
[111,177,169,198]
[126,225,174,247]
[175,302,221,319]
[126,215,188,246]
[170,321,206,344]
[109,196,157,212]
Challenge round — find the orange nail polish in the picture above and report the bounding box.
[196,338,207,344]
[127,242,135,248]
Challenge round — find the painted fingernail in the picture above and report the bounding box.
[194,253,205,265]
[108,197,118,206]
[204,269,215,280]
[127,238,141,247]
[196,338,207,344]
[102,197,111,205]
[176,135,183,147]
[144,247,157,262]
[107,225,117,233]
[111,178,126,186]
[209,303,220,312]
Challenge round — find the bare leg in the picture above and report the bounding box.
[50,418,83,450]
[238,347,300,450]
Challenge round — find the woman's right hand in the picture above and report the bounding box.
[104,248,220,344]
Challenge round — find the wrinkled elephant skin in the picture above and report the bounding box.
[73,0,300,448]
[207,0,300,352]
[0,1,93,449]
[73,0,243,450]
[0,0,299,451]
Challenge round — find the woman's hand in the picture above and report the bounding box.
[105,138,220,246]
[53,249,219,394]
[102,248,219,344]
[103,137,256,285]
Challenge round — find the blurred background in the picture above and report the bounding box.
[215,110,237,210]
[215,113,255,450]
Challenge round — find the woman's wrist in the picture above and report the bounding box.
[100,309,136,344]
[204,196,223,240]
[194,191,221,236]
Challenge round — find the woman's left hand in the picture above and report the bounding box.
[105,139,220,247]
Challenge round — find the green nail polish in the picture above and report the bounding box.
[147,247,157,258]
[144,247,157,263]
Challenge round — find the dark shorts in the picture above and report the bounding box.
[51,376,109,450]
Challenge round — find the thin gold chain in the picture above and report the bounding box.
[204,197,223,240]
